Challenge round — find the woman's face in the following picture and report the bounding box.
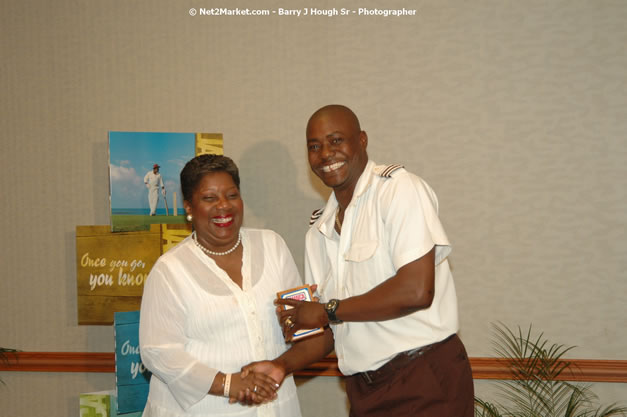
[184,171,243,251]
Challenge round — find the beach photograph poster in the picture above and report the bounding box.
[108,131,196,232]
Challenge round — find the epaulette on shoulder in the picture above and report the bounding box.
[309,208,324,226]
[373,164,404,178]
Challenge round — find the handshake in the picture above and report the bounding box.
[225,359,286,406]
[227,284,326,406]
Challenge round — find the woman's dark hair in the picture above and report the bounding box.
[180,154,240,201]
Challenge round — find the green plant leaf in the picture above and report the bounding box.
[474,323,627,417]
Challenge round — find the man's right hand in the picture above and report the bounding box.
[228,370,279,405]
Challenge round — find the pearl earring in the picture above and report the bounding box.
[186,214,192,222]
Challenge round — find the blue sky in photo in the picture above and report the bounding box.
[109,131,195,210]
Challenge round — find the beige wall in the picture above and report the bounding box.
[1,0,626,415]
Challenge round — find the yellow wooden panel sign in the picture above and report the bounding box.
[161,223,192,253]
[196,133,223,156]
[77,296,144,325]
[76,224,193,324]
[76,225,160,324]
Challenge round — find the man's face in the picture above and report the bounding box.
[153,167,159,174]
[306,110,368,195]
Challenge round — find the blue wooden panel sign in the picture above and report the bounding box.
[111,392,143,417]
[114,311,151,414]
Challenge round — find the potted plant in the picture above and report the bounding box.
[0,348,18,385]
[475,322,627,417]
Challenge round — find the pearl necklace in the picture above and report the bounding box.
[192,231,241,256]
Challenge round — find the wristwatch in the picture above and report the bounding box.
[324,299,342,324]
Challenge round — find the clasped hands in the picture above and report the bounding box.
[227,361,285,405]
[230,285,329,406]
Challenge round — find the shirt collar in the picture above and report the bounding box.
[315,160,377,238]
[351,159,376,201]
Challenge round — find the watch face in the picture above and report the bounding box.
[325,299,340,324]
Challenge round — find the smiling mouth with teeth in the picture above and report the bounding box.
[212,217,233,224]
[321,161,345,173]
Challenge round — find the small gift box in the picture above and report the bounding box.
[277,285,324,341]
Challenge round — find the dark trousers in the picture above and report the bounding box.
[345,334,474,417]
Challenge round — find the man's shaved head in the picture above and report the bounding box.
[306,104,362,137]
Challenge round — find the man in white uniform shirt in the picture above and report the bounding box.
[144,163,165,216]
[241,105,474,417]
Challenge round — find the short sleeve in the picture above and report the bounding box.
[380,173,451,270]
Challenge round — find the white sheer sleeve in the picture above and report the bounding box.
[139,263,217,411]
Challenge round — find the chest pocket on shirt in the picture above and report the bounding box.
[344,240,378,262]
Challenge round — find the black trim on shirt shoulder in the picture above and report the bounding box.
[309,208,324,226]
[377,164,404,178]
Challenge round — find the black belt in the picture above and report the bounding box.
[357,334,455,385]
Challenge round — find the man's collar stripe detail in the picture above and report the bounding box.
[309,208,324,225]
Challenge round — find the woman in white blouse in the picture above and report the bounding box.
[139,154,303,417]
